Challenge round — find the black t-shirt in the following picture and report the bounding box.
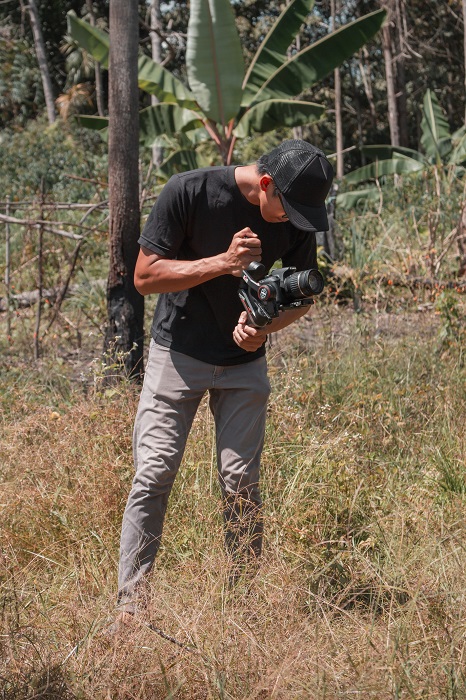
[138,166,317,366]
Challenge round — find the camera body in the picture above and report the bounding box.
[238,262,324,328]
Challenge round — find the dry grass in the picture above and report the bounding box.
[1,303,465,699]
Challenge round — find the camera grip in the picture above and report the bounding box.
[238,289,272,328]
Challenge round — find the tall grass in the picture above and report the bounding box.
[1,303,465,699]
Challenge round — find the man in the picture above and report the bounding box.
[117,139,334,614]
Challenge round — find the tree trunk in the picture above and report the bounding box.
[394,0,408,146]
[331,0,344,178]
[26,0,56,124]
[323,183,338,261]
[358,49,377,132]
[86,0,105,117]
[105,0,144,379]
[150,0,164,169]
[334,66,344,177]
[463,0,466,125]
[382,3,400,146]
[458,201,466,277]
[349,68,365,165]
[291,32,304,142]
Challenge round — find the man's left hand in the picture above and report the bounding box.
[233,311,268,351]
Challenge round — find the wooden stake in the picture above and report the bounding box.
[5,196,11,339]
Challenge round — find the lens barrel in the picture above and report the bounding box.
[283,269,324,299]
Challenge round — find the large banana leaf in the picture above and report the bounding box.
[449,126,466,165]
[345,156,425,185]
[76,104,203,148]
[233,99,324,138]
[244,9,386,106]
[139,105,204,147]
[242,0,314,103]
[76,115,108,142]
[67,12,109,66]
[361,145,426,163]
[421,89,452,163]
[156,149,211,181]
[76,115,109,130]
[336,187,381,210]
[137,55,198,109]
[186,0,244,126]
[68,12,197,109]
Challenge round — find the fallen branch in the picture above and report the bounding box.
[0,213,83,240]
[0,287,62,311]
[0,201,109,209]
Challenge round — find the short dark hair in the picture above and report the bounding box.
[256,155,269,176]
[256,156,280,197]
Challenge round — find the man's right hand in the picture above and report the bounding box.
[225,228,262,277]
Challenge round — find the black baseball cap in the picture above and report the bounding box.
[262,139,334,232]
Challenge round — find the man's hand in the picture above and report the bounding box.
[233,311,268,351]
[233,305,312,352]
[225,228,262,277]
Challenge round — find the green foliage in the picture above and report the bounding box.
[0,38,44,127]
[342,91,466,190]
[0,117,107,201]
[0,1,96,129]
[241,9,387,106]
[186,0,245,125]
[435,290,466,353]
[241,0,314,104]
[338,91,466,278]
[69,2,385,174]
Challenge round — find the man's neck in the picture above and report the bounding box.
[234,165,260,206]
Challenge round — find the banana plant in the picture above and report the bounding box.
[68,1,386,177]
[337,90,466,278]
[338,89,466,208]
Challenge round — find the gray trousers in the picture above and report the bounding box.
[118,341,271,604]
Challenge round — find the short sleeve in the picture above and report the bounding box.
[281,228,318,271]
[138,175,188,258]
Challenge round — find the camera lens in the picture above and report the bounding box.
[283,269,324,298]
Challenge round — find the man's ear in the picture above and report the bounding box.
[259,175,273,192]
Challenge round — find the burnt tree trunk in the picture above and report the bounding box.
[105,0,144,379]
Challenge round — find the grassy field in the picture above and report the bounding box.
[1,299,465,699]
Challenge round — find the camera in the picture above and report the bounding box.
[238,262,324,328]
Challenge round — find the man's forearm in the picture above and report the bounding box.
[135,255,228,295]
[135,229,262,295]
[265,305,310,333]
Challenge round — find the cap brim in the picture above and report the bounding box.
[282,196,329,232]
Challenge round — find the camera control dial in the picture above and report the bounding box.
[258,285,273,301]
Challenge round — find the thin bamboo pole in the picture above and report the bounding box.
[33,185,45,360]
[5,196,11,339]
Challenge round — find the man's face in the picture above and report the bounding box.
[259,176,289,224]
